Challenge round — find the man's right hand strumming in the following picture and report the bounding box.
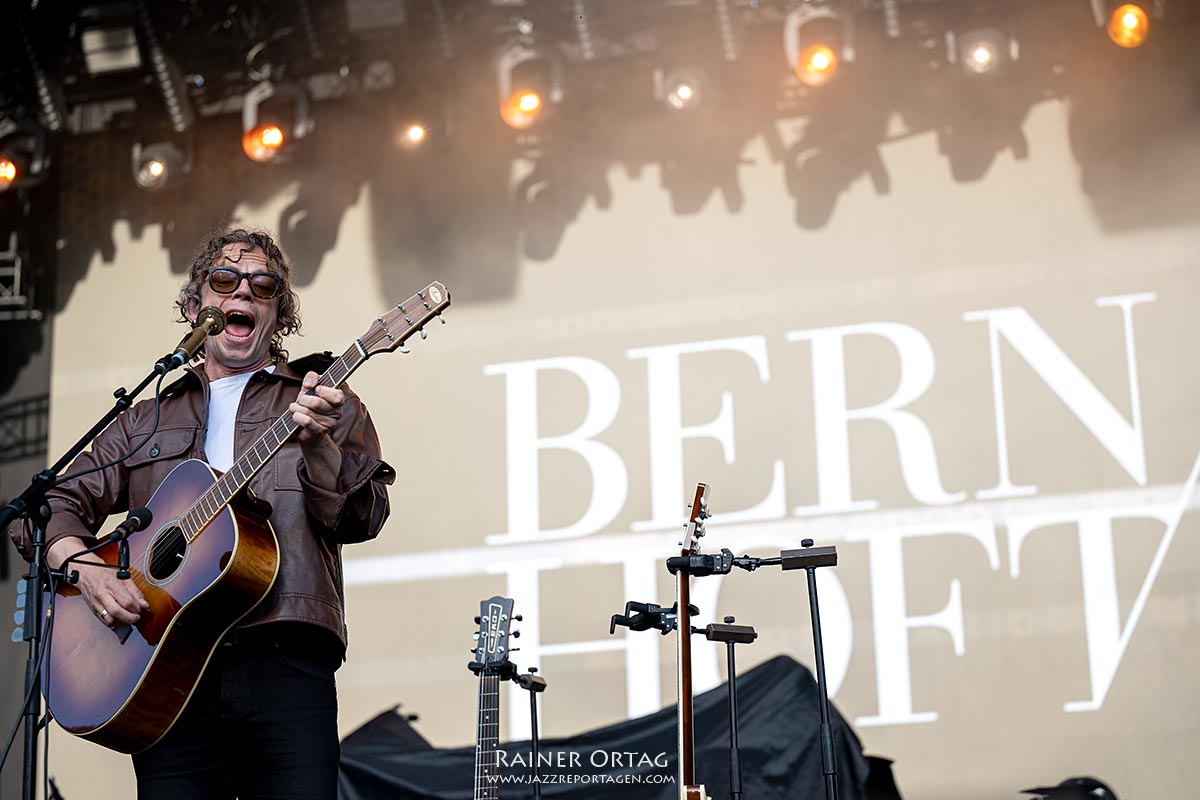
[48,536,150,627]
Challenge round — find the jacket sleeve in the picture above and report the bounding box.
[8,414,133,562]
[296,387,394,544]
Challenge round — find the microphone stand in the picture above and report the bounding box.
[667,540,841,800]
[1,353,183,800]
[512,668,547,799]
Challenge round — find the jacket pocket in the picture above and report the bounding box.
[125,426,197,469]
[125,426,199,505]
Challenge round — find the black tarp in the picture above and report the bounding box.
[339,655,891,800]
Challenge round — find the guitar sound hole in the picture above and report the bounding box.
[146,527,188,581]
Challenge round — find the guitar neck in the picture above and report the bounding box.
[676,556,695,795]
[475,672,501,800]
[676,482,708,800]
[178,341,366,544]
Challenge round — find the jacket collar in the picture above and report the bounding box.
[162,351,336,397]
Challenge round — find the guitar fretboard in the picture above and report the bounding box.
[474,673,501,800]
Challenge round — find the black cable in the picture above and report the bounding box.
[56,369,168,485]
[42,575,57,800]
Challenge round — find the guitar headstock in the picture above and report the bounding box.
[360,281,451,357]
[471,596,517,674]
[680,482,710,556]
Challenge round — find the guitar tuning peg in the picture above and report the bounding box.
[438,314,446,324]
[473,632,481,639]
[471,647,479,654]
[514,614,523,622]
[509,648,520,653]
[419,327,427,340]
[474,616,482,624]
[399,343,411,354]
[511,630,520,638]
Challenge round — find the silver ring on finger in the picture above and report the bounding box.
[99,609,109,620]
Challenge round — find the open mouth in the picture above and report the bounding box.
[224,310,256,342]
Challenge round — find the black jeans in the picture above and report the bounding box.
[132,624,341,800]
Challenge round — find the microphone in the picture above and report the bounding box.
[109,507,152,580]
[157,306,226,373]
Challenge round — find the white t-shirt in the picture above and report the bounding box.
[205,366,275,472]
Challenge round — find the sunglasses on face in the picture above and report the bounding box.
[206,268,281,299]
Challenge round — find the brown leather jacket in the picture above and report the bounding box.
[27,353,394,650]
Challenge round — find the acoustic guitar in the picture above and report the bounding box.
[42,282,450,753]
[676,482,711,800]
[469,595,517,800]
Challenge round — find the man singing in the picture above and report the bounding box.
[25,227,393,798]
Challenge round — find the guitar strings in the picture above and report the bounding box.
[475,672,501,799]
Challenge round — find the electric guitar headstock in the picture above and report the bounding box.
[470,596,518,676]
[680,482,710,557]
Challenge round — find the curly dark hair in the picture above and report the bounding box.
[176,227,302,363]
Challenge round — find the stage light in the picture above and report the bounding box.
[797,44,839,86]
[403,124,427,145]
[1107,4,1150,48]
[655,68,706,112]
[242,124,285,163]
[241,81,312,164]
[397,122,429,150]
[953,28,1011,76]
[389,85,455,153]
[500,90,543,130]
[0,160,16,192]
[496,41,563,131]
[783,4,854,88]
[0,123,49,192]
[966,43,996,72]
[132,141,188,191]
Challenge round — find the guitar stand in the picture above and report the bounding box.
[511,668,547,800]
[695,619,758,800]
[676,540,842,800]
[609,600,696,636]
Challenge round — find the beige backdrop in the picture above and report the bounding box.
[40,97,1200,800]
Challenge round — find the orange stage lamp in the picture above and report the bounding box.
[500,90,543,130]
[0,158,16,191]
[796,44,838,87]
[1107,4,1150,48]
[242,124,286,163]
